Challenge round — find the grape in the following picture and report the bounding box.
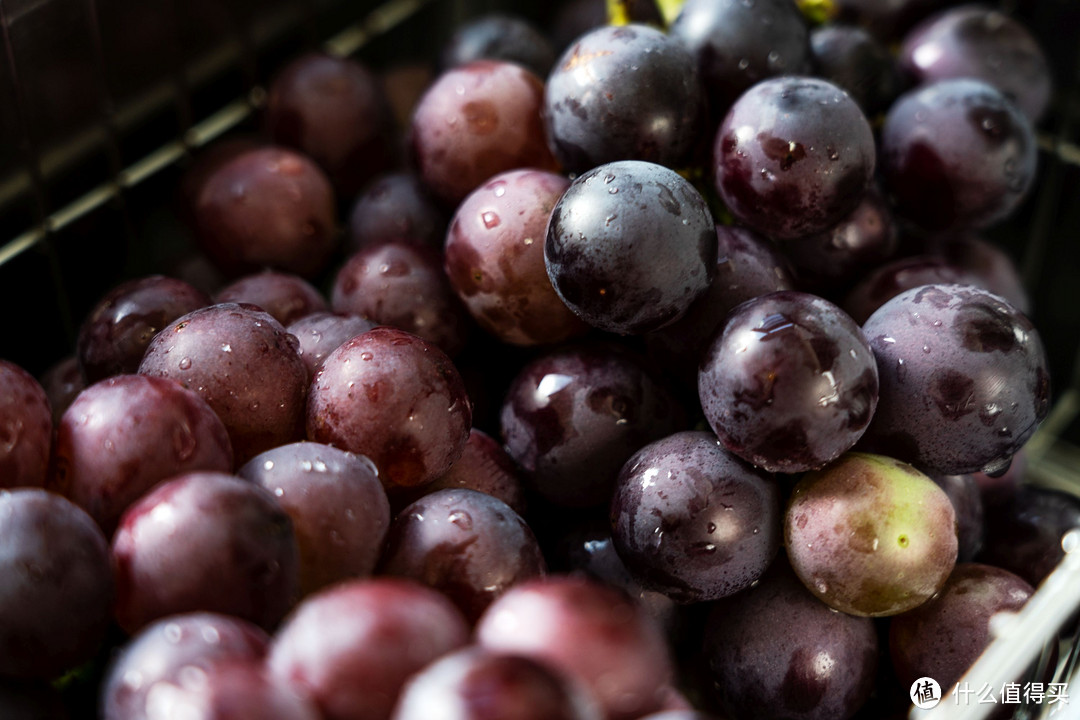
[440,14,557,78]
[102,612,270,720]
[347,172,447,254]
[410,60,558,205]
[859,284,1050,475]
[977,484,1080,587]
[713,76,876,240]
[286,312,378,375]
[476,576,673,720]
[0,489,112,679]
[39,355,84,423]
[543,24,706,173]
[379,488,545,622]
[138,303,309,465]
[444,169,588,346]
[76,275,210,383]
[268,578,470,720]
[500,343,683,508]
[932,473,984,562]
[810,24,901,116]
[178,137,266,228]
[698,291,879,473]
[51,374,233,536]
[0,360,52,490]
[265,53,397,198]
[833,0,949,42]
[880,79,1036,233]
[544,160,716,335]
[191,146,338,278]
[331,242,470,357]
[899,6,1052,122]
[841,255,976,325]
[237,442,390,596]
[215,271,327,326]
[610,431,781,602]
[111,472,300,634]
[785,453,958,617]
[926,233,1030,314]
[306,327,472,491]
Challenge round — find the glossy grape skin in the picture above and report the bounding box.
[39,356,84,423]
[899,6,1052,122]
[265,53,396,198]
[810,24,901,116]
[545,161,716,335]
[785,453,958,617]
[440,14,557,78]
[889,563,1033,688]
[347,173,446,254]
[669,0,811,114]
[410,60,558,206]
[77,275,210,383]
[933,473,984,563]
[191,146,338,279]
[500,343,683,508]
[699,291,879,473]
[102,612,270,720]
[841,255,977,325]
[476,576,673,720]
[138,303,309,465]
[215,271,327,327]
[51,374,233,536]
[237,442,390,596]
[0,489,112,679]
[543,24,706,174]
[977,485,1080,587]
[713,77,875,240]
[445,169,587,346]
[306,327,472,491]
[331,242,470,357]
[268,579,470,720]
[286,312,379,375]
[111,472,299,634]
[178,137,267,228]
[859,284,1050,475]
[880,79,1037,233]
[0,360,52,489]
[702,560,878,720]
[610,431,781,602]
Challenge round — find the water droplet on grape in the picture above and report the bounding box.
[178,357,192,370]
[449,510,472,530]
[263,460,274,471]
[492,182,506,197]
[707,522,716,534]
[738,58,750,70]
[220,343,231,353]
[360,352,373,361]
[482,211,500,228]
[301,460,313,472]
[815,579,828,594]
[274,487,284,497]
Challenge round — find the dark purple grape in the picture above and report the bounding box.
[102,612,270,720]
[699,291,879,473]
[441,14,557,78]
[880,79,1037,233]
[215,271,327,327]
[138,303,309,465]
[51,374,233,536]
[932,473,984,562]
[39,356,84,424]
[927,233,1030,314]
[265,53,397,198]
[238,442,390,596]
[543,24,706,173]
[306,327,472,491]
[331,242,470,357]
[611,431,781,602]
[500,343,683,508]
[0,680,68,720]
[702,559,878,720]
[77,275,210,383]
[0,360,52,490]
[476,576,673,720]
[268,578,470,720]
[899,6,1052,122]
[841,255,976,325]
[0,489,112,679]
[859,283,1050,475]
[669,0,811,114]
[445,169,588,346]
[713,77,876,240]
[286,312,379,376]
[191,146,338,279]
[810,24,901,116]
[111,471,299,634]
[410,60,559,206]
[347,172,447,254]
[544,161,716,335]
[977,484,1080,587]
[889,563,1033,688]
[834,0,949,42]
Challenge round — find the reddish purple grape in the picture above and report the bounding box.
[713,77,876,240]
[611,431,781,602]
[841,255,976,325]
[138,303,309,465]
[111,472,300,634]
[77,275,210,383]
[977,484,1080,587]
[0,360,52,490]
[268,578,470,720]
[0,489,112,679]
[215,271,327,327]
[178,137,266,227]
[347,172,447,254]
[286,312,379,376]
[809,24,901,116]
[306,327,472,491]
[932,473,984,562]
[51,374,233,536]
[39,355,84,424]
[441,13,557,78]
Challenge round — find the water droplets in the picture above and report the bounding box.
[220,343,232,353]
[492,182,506,198]
[263,460,275,471]
[737,58,750,71]
[482,211,500,229]
[360,352,374,361]
[179,357,192,370]
[449,510,473,530]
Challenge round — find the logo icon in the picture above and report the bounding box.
[911,677,942,709]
